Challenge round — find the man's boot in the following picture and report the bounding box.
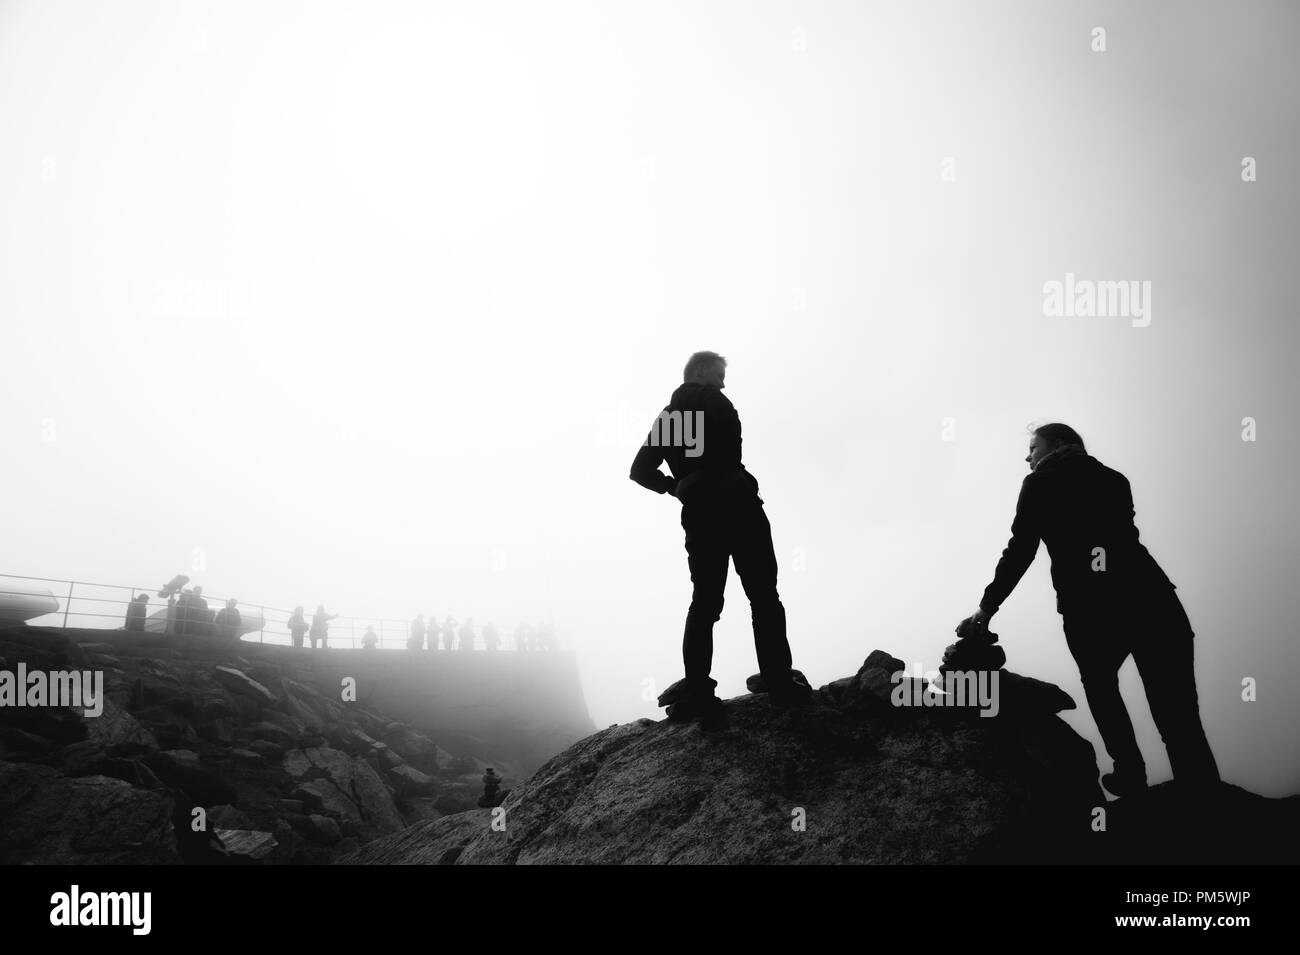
[658,677,721,722]
[746,669,812,708]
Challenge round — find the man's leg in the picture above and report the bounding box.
[1131,598,1220,787]
[729,498,794,688]
[1066,616,1147,785]
[681,504,729,689]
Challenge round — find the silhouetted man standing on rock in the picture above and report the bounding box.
[958,423,1220,799]
[631,351,810,717]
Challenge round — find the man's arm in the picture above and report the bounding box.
[978,476,1041,617]
[629,419,677,495]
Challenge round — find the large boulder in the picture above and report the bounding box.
[283,747,404,839]
[387,764,436,797]
[140,749,237,805]
[213,666,277,706]
[337,810,493,865]
[85,698,157,750]
[278,680,332,731]
[349,663,1105,865]
[0,761,179,864]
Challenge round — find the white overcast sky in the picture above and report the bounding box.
[2,0,1297,795]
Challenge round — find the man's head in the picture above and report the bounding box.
[226,598,237,609]
[683,350,726,388]
[1026,422,1085,470]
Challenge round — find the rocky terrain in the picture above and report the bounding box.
[0,625,516,864]
[6,624,1295,866]
[343,649,1300,865]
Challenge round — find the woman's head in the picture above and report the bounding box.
[1027,422,1085,469]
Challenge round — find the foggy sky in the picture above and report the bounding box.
[2,0,1297,796]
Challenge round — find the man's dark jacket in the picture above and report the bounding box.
[980,452,1176,618]
[215,607,241,638]
[629,382,758,502]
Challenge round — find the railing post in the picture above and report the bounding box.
[260,606,265,643]
[62,580,74,629]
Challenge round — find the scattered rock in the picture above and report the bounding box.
[941,632,1006,674]
[214,828,277,863]
[248,739,285,761]
[0,726,59,757]
[86,699,157,750]
[388,764,435,796]
[243,721,297,749]
[997,671,1076,717]
[208,804,255,830]
[161,749,201,771]
[863,650,906,674]
[213,666,277,706]
[198,718,237,745]
[304,814,341,845]
[141,750,236,805]
[0,762,179,864]
[284,748,405,839]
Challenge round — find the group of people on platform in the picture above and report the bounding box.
[288,605,338,649]
[123,576,245,640]
[395,616,559,652]
[122,575,559,654]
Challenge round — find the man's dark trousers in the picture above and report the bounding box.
[1063,592,1220,787]
[680,487,792,690]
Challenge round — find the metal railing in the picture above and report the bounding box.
[0,573,554,652]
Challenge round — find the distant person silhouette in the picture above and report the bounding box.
[630,350,809,713]
[124,593,149,632]
[514,622,527,652]
[408,614,426,651]
[214,598,242,641]
[288,606,309,648]
[459,618,475,651]
[310,605,337,649]
[483,621,499,652]
[957,423,1221,798]
[442,615,456,650]
[361,625,379,650]
[192,587,213,639]
[188,586,213,637]
[173,588,193,637]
